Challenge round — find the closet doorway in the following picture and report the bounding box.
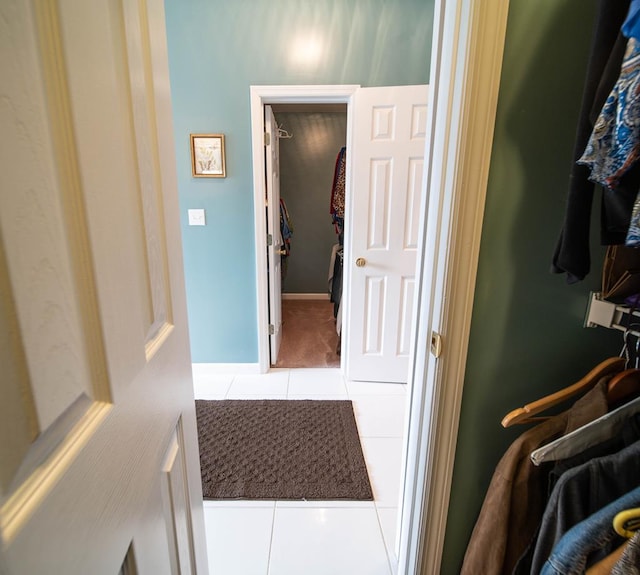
[252,85,428,382]
[267,102,347,369]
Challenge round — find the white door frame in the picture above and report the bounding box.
[398,0,510,573]
[249,85,359,373]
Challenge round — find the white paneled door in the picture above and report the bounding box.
[0,1,207,574]
[265,105,283,365]
[346,85,429,383]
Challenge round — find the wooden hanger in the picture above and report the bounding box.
[501,357,626,428]
[607,368,640,405]
[606,326,640,404]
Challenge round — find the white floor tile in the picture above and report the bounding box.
[377,507,399,568]
[192,374,234,399]
[269,507,391,575]
[193,393,227,401]
[350,395,407,438]
[203,506,274,575]
[287,368,347,395]
[227,370,289,396]
[224,393,288,400]
[199,367,407,573]
[203,499,276,508]
[346,380,407,396]
[286,392,348,400]
[360,437,404,508]
[275,500,374,508]
[192,364,236,381]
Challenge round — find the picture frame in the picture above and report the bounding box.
[190,133,226,178]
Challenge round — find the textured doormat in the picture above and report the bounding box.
[195,399,373,500]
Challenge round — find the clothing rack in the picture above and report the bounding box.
[585,291,640,337]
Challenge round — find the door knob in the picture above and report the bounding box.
[276,249,287,256]
[355,257,366,267]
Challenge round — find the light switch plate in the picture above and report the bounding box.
[188,209,206,226]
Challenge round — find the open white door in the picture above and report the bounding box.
[265,105,284,365]
[0,1,207,573]
[346,85,429,383]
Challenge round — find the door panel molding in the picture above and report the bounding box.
[404,158,423,250]
[161,419,196,575]
[0,0,114,531]
[34,0,112,407]
[0,401,111,544]
[397,277,415,356]
[368,159,392,249]
[120,0,175,360]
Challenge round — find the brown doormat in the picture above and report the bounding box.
[195,399,373,500]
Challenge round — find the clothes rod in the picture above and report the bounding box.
[584,291,640,336]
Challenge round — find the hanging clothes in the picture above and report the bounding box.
[327,243,340,297]
[576,1,640,248]
[538,485,640,574]
[279,198,293,256]
[586,543,628,574]
[623,0,640,41]
[529,394,640,465]
[329,148,346,342]
[526,437,640,573]
[578,37,640,192]
[467,351,640,574]
[460,382,609,575]
[279,198,293,280]
[551,0,632,283]
[330,146,346,243]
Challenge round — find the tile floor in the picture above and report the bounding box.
[192,366,408,575]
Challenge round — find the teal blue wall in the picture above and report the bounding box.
[441,1,623,572]
[164,0,434,362]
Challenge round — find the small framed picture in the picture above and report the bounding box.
[190,133,226,178]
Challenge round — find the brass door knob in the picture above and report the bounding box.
[355,257,366,267]
[276,249,287,256]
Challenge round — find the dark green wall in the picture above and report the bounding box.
[441,0,622,572]
[274,110,347,294]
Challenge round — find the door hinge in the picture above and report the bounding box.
[267,233,273,246]
[269,324,275,335]
[264,132,270,146]
[430,331,443,358]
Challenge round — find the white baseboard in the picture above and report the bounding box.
[191,363,262,376]
[282,293,330,300]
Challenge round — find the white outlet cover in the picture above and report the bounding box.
[188,209,206,226]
